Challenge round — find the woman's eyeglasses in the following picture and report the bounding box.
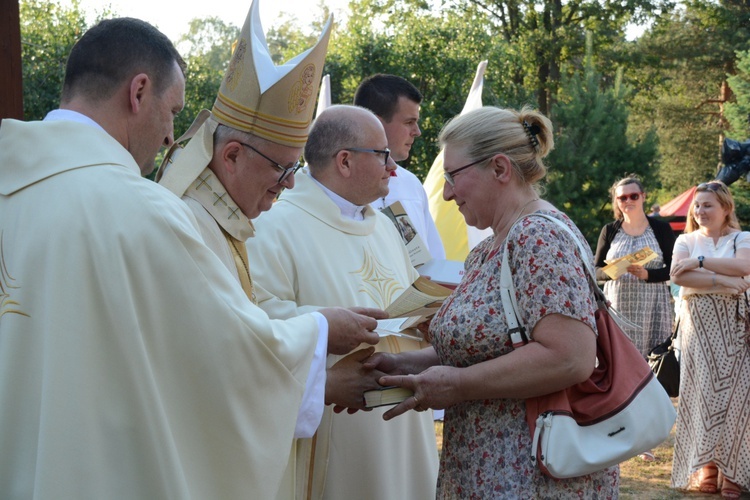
[443,154,508,187]
[616,193,643,202]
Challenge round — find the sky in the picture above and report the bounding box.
[59,0,350,42]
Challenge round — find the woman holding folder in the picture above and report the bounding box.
[594,174,676,365]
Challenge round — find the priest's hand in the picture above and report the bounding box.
[364,347,438,377]
[326,347,384,414]
[416,319,432,343]
[320,307,386,355]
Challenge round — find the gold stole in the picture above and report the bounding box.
[222,229,256,304]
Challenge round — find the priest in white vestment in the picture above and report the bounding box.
[0,16,379,500]
[247,105,440,500]
[157,0,336,444]
[156,4,386,498]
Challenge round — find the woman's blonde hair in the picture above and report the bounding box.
[685,180,741,233]
[437,106,553,193]
[609,174,645,221]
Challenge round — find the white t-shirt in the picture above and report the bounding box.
[674,230,750,296]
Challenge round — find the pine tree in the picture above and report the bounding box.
[546,33,658,248]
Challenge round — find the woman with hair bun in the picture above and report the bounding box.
[368,106,619,498]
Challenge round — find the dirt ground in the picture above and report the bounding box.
[433,404,749,499]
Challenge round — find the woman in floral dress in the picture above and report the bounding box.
[371,106,619,498]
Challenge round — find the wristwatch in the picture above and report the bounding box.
[698,255,705,268]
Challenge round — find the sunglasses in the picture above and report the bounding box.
[616,193,643,202]
[697,182,724,192]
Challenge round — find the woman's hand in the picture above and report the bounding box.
[363,352,403,375]
[378,365,462,420]
[363,346,439,377]
[627,264,648,280]
[670,257,699,277]
[716,275,750,294]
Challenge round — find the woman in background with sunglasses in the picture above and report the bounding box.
[669,181,750,499]
[595,176,676,357]
[594,175,677,459]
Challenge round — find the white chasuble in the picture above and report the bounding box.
[178,167,327,494]
[247,170,439,500]
[0,119,318,499]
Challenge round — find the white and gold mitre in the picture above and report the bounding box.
[213,0,332,147]
[156,0,333,196]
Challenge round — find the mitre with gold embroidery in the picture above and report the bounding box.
[157,0,333,197]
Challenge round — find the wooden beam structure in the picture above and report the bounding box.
[1,0,23,120]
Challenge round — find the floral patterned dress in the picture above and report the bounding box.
[431,210,620,499]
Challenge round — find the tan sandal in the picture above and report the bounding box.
[699,463,719,494]
[721,478,742,500]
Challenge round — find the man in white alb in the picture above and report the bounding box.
[156,3,389,497]
[0,15,379,500]
[247,104,439,500]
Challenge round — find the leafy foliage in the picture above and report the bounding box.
[19,0,95,120]
[725,49,750,140]
[325,1,530,178]
[546,36,658,247]
[174,18,238,134]
[435,0,666,115]
[16,0,750,229]
[625,1,750,197]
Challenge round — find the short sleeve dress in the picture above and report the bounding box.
[431,210,620,499]
[602,226,674,357]
[670,231,750,491]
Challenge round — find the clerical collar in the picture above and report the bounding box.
[44,109,105,133]
[184,167,256,240]
[44,109,140,176]
[309,175,367,221]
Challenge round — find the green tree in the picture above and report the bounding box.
[725,49,750,139]
[326,0,528,178]
[436,0,665,115]
[174,17,239,134]
[546,36,658,247]
[20,0,96,120]
[626,0,750,195]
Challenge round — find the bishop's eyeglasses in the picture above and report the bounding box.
[240,142,303,184]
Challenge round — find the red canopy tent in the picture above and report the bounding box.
[659,186,696,233]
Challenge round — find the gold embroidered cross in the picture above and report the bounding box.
[212,192,228,208]
[195,173,212,191]
[227,206,241,220]
[0,232,29,318]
